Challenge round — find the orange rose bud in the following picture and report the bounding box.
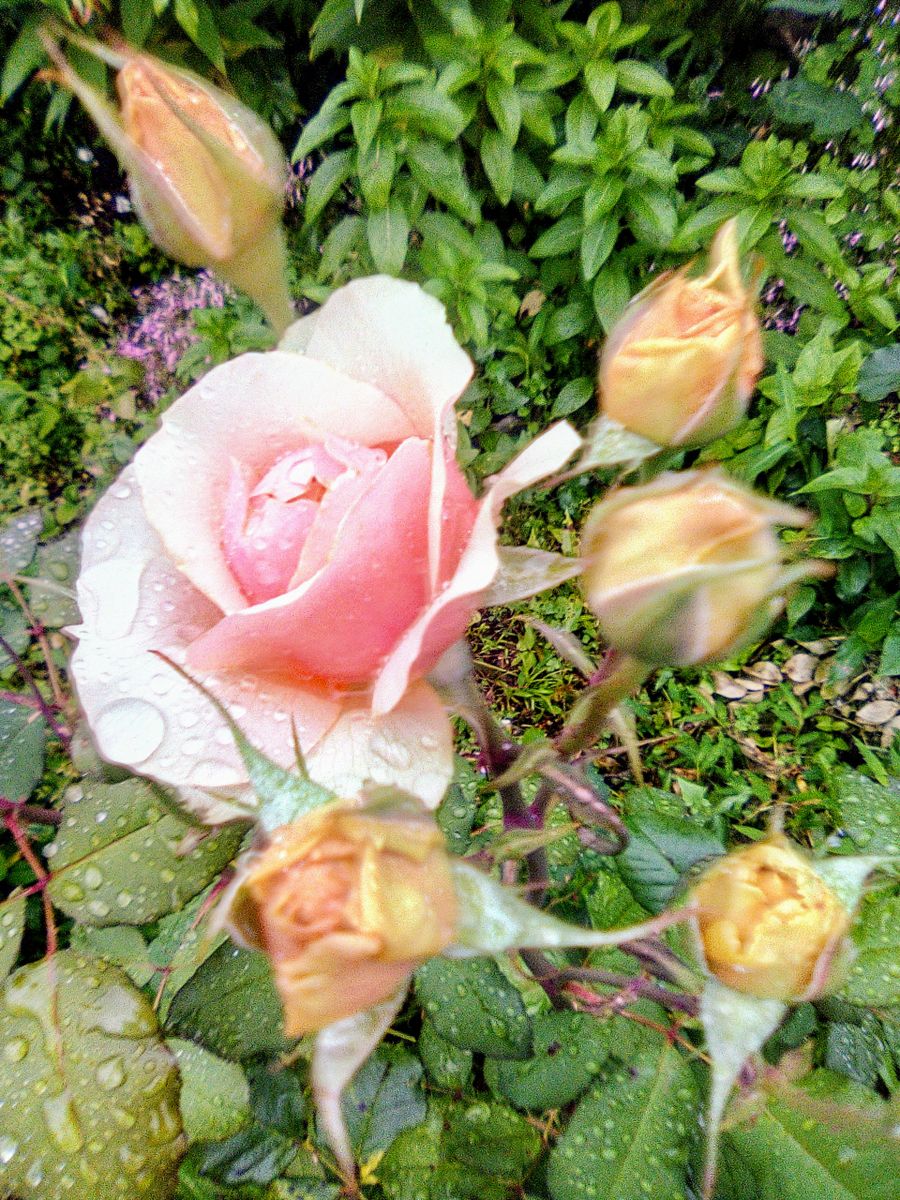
[599,220,763,447]
[43,33,292,331]
[225,801,457,1036]
[580,470,811,667]
[691,837,851,1001]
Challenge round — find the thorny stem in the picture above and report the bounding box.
[3,808,57,957]
[0,795,62,827]
[0,630,71,745]
[552,966,699,1016]
[3,577,67,712]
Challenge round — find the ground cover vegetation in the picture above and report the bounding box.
[0,2,898,1199]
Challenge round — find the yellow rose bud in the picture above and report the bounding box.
[691,837,851,1000]
[224,801,457,1036]
[599,221,763,447]
[580,469,810,667]
[42,33,292,332]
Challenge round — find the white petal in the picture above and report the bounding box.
[70,466,340,824]
[305,680,453,810]
[302,276,474,437]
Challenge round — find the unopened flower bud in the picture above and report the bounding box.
[691,837,851,1000]
[599,221,763,447]
[580,470,812,667]
[222,798,457,1036]
[43,33,292,332]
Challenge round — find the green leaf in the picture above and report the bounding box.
[0,700,45,803]
[551,377,594,419]
[547,1043,698,1200]
[406,141,480,223]
[723,1071,899,1200]
[481,129,514,206]
[829,769,900,855]
[414,957,532,1059]
[69,925,154,988]
[323,1045,426,1161]
[166,942,293,1060]
[584,59,617,111]
[617,810,724,913]
[366,203,409,275]
[858,345,900,403]
[358,137,397,209]
[581,214,618,280]
[770,77,865,138]
[193,1125,297,1186]
[121,0,156,45]
[627,188,677,248]
[1,20,45,103]
[0,951,185,1200]
[25,529,80,628]
[593,260,632,333]
[293,106,352,161]
[350,98,382,157]
[0,509,42,577]
[614,60,673,98]
[486,1011,612,1110]
[379,1098,540,1200]
[388,88,467,141]
[486,79,522,144]
[167,1039,251,1144]
[436,758,478,855]
[304,151,355,225]
[174,0,226,72]
[419,1017,473,1090]
[530,215,583,258]
[788,209,845,269]
[837,894,900,1007]
[46,779,244,926]
[0,893,25,984]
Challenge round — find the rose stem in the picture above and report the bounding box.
[3,808,57,957]
[3,577,67,713]
[0,631,71,745]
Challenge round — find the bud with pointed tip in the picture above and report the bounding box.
[599,221,763,447]
[42,31,293,332]
[691,836,851,1001]
[580,470,816,667]
[220,795,457,1037]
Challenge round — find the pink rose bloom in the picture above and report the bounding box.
[70,277,579,821]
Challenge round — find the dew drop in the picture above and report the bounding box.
[94,700,166,764]
[116,891,134,909]
[25,1158,44,1187]
[83,866,104,890]
[87,898,111,919]
[4,1036,28,1063]
[0,1136,17,1164]
[369,731,412,770]
[96,1056,126,1091]
[43,1091,84,1154]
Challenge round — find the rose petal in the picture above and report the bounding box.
[298,276,474,438]
[373,421,582,715]
[135,351,413,614]
[186,438,433,682]
[304,680,453,810]
[69,466,341,824]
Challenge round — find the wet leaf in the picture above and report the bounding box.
[166,942,293,1060]
[419,1017,473,1090]
[46,778,245,926]
[69,925,154,988]
[414,957,532,1059]
[167,1039,251,1143]
[0,509,42,577]
[837,894,900,1007]
[316,1045,425,1162]
[723,1070,899,1200]
[829,769,900,856]
[0,892,26,983]
[486,1010,612,1110]
[26,530,80,629]
[0,700,46,802]
[547,1043,698,1200]
[0,951,185,1199]
[147,888,227,1020]
[617,810,724,913]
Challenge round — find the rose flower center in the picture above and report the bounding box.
[222,435,389,604]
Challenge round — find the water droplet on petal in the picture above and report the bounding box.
[94,700,166,764]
